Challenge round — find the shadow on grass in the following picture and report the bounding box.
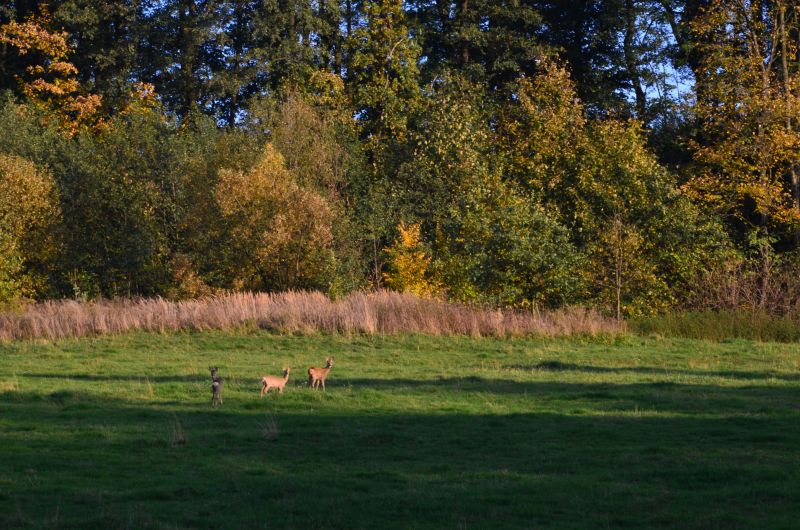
[504,361,800,382]
[22,373,208,383]
[1,382,799,530]
[340,376,800,415]
[18,371,800,416]
[1,387,799,530]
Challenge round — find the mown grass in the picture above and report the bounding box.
[1,331,799,529]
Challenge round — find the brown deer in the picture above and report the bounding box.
[209,366,223,407]
[307,357,334,391]
[260,368,291,396]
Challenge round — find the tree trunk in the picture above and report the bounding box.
[457,0,470,66]
[373,233,381,289]
[661,0,712,109]
[624,0,647,119]
[346,0,353,37]
[780,5,800,245]
[614,215,623,321]
[178,0,199,118]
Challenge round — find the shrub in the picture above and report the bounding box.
[0,153,61,304]
[383,222,440,297]
[215,144,336,291]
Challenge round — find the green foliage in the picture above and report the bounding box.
[400,75,494,224]
[437,174,584,308]
[529,0,634,116]
[0,98,252,299]
[408,0,546,89]
[0,2,773,315]
[398,75,583,307]
[501,61,585,198]
[578,120,730,317]
[347,0,421,148]
[501,64,728,316]
[63,109,186,296]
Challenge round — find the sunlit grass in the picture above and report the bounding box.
[1,331,799,528]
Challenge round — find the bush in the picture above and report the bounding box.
[0,153,61,304]
[215,144,337,291]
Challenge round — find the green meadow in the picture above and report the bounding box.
[1,331,799,529]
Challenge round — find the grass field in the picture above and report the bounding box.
[1,330,799,529]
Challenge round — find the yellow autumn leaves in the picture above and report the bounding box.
[382,222,439,297]
[0,154,61,304]
[215,144,336,291]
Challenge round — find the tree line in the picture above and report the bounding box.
[1,0,799,318]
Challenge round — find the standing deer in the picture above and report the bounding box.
[261,368,291,396]
[210,366,223,407]
[307,357,334,391]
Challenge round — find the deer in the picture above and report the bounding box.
[260,368,291,396]
[210,366,223,407]
[307,357,334,391]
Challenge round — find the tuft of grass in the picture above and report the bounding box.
[168,412,187,447]
[261,414,279,441]
[0,379,18,392]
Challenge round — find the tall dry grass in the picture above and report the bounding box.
[0,291,622,342]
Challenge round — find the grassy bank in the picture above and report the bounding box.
[1,331,799,528]
[632,310,800,343]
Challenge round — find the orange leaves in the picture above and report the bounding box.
[0,15,71,59]
[0,7,102,135]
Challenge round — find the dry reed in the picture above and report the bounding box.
[0,290,622,342]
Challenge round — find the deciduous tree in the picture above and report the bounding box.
[689,0,800,247]
[215,144,337,291]
[0,153,61,303]
[0,6,101,134]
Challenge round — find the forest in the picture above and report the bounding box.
[1,0,800,319]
